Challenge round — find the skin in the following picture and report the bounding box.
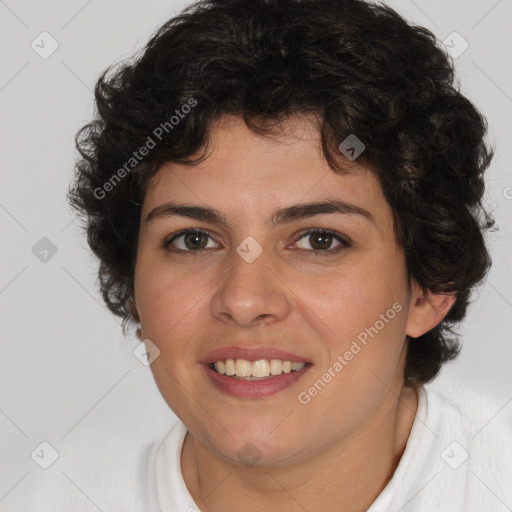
[133,114,455,511]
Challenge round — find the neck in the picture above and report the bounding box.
[181,385,419,512]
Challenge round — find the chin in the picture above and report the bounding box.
[202,422,303,466]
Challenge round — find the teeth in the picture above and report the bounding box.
[235,359,252,377]
[216,360,225,374]
[270,359,283,375]
[252,359,270,377]
[213,358,306,378]
[225,359,235,376]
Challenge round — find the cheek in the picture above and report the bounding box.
[299,274,409,423]
[304,259,406,339]
[301,251,409,379]
[134,257,203,344]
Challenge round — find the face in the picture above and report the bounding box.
[134,114,415,467]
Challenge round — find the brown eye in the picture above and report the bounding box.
[294,229,350,256]
[164,229,218,252]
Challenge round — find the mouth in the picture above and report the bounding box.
[207,358,312,380]
[200,347,313,398]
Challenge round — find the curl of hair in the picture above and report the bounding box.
[68,0,495,385]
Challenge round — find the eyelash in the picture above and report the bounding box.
[162,228,351,257]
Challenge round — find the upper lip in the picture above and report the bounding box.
[200,346,312,364]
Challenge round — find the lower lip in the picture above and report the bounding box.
[201,363,312,398]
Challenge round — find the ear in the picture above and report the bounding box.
[405,282,456,338]
[128,297,140,322]
[128,298,143,340]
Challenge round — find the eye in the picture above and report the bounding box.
[162,228,351,256]
[293,228,351,256]
[163,229,218,253]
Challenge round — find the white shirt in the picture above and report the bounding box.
[13,375,512,511]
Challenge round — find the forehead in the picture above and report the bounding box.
[142,114,390,226]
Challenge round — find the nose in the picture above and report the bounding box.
[211,243,292,328]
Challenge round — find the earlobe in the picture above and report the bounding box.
[405,284,456,339]
[128,298,143,340]
[128,297,141,323]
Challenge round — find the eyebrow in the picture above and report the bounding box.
[145,198,375,228]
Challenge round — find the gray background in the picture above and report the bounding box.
[1,0,511,507]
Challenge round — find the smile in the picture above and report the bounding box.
[202,360,312,398]
[210,358,307,379]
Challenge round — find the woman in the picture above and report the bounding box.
[25,0,512,510]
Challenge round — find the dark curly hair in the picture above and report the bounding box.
[67,0,495,386]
